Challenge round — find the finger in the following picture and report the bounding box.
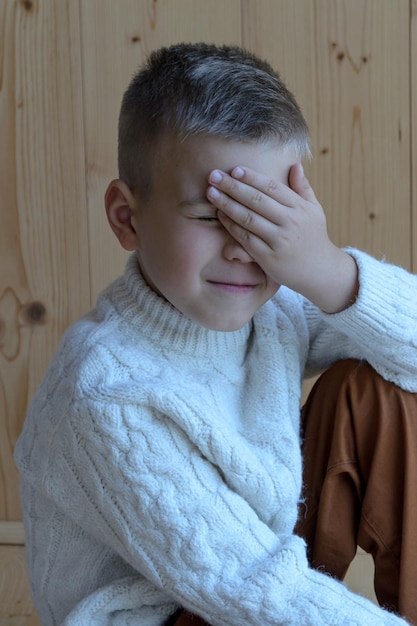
[207,184,277,244]
[228,166,302,209]
[208,170,287,224]
[288,163,318,204]
[217,209,274,256]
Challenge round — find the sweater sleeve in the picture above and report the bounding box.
[43,394,408,626]
[304,248,417,391]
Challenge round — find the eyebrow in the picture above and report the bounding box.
[178,197,211,208]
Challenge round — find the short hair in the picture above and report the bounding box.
[118,42,310,198]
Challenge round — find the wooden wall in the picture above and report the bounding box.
[0,0,415,622]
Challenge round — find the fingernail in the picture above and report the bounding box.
[209,170,222,184]
[232,167,244,179]
[208,186,220,200]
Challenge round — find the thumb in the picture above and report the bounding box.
[288,163,317,203]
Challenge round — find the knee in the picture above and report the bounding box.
[322,359,366,384]
[318,359,391,399]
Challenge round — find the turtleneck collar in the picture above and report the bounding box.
[99,253,253,359]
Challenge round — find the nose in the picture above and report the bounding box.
[222,235,254,263]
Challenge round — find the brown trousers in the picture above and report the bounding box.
[171,360,417,626]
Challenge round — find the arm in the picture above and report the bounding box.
[207,164,417,391]
[303,247,417,390]
[46,396,408,626]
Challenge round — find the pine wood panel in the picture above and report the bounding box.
[242,0,411,269]
[1,1,415,623]
[80,0,242,301]
[0,522,24,546]
[0,546,40,626]
[412,0,417,273]
[0,0,90,521]
[345,549,377,605]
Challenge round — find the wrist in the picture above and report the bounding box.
[304,248,359,313]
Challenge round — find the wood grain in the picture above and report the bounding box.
[412,0,417,273]
[0,522,25,546]
[243,0,411,269]
[0,0,90,520]
[0,546,40,626]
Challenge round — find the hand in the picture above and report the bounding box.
[206,163,358,313]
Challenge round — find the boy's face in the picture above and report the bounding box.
[131,135,297,331]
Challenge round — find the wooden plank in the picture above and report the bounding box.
[80,0,242,301]
[0,545,40,626]
[412,0,417,273]
[242,0,316,109]
[0,0,90,520]
[0,522,25,545]
[345,549,377,604]
[243,0,411,268]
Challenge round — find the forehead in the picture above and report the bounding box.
[152,132,297,186]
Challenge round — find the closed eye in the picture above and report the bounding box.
[197,216,219,222]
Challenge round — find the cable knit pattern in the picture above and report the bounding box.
[14,251,417,625]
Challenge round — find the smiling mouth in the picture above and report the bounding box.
[207,281,258,293]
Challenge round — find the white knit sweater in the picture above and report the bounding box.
[15,250,417,626]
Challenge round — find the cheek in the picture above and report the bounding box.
[164,224,216,265]
[142,231,195,286]
[266,279,280,300]
[140,217,220,283]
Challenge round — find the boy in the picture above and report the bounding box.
[14,43,417,625]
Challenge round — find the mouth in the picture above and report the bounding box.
[207,281,259,294]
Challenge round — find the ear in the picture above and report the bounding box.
[105,179,139,251]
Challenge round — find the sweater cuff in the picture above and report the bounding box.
[319,247,417,390]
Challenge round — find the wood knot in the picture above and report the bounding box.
[22,301,47,325]
[20,0,34,11]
